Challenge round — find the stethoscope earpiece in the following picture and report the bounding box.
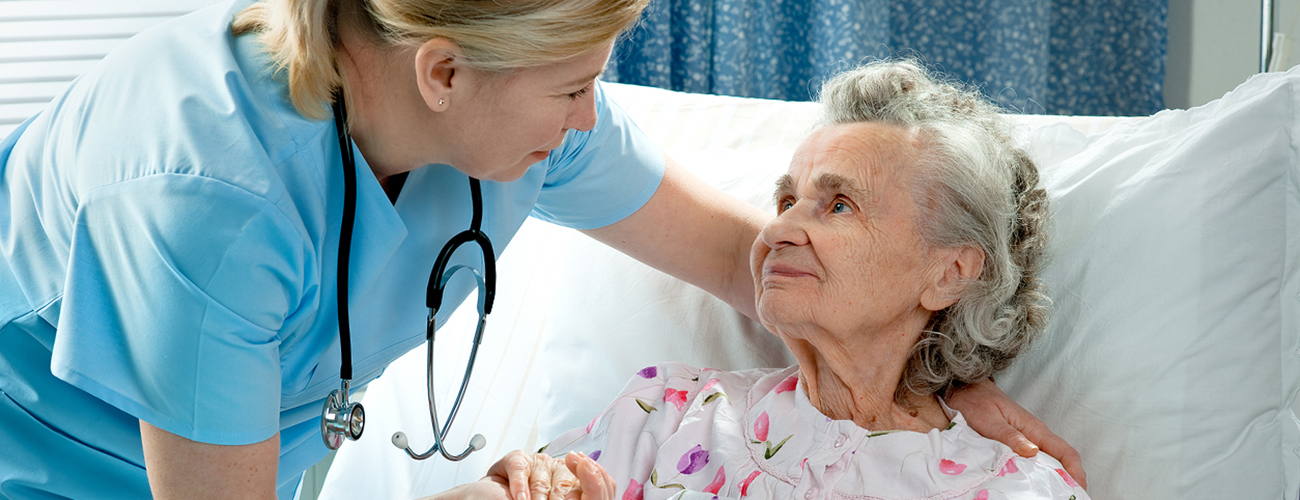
[390,432,486,454]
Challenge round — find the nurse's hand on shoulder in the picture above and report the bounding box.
[139,420,280,500]
[947,379,1087,490]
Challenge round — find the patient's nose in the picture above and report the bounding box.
[761,207,810,248]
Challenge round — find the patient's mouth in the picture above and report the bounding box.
[763,263,814,279]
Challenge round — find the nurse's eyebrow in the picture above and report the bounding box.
[561,68,605,89]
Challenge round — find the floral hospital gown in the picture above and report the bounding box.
[545,363,1088,500]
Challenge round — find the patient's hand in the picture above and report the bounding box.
[562,451,615,500]
[948,379,1086,490]
[483,449,583,500]
[420,450,612,500]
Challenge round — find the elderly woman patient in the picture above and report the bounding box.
[539,60,1088,500]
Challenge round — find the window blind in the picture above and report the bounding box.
[0,0,222,137]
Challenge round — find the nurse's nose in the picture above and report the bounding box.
[565,88,598,132]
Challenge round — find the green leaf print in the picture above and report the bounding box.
[636,398,659,413]
[703,392,731,405]
[764,435,792,459]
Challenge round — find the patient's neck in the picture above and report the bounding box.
[785,332,950,433]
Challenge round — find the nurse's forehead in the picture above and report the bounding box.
[558,67,605,88]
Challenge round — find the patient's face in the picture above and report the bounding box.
[751,122,942,339]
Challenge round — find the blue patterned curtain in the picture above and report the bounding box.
[605,0,1167,116]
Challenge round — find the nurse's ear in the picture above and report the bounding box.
[414,37,464,112]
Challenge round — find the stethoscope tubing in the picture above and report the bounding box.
[402,273,487,461]
[334,90,359,383]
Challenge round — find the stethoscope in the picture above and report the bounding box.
[320,92,493,461]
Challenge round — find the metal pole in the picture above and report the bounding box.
[1262,0,1274,72]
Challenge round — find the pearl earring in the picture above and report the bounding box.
[438,98,445,106]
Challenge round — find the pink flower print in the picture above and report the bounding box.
[997,458,1019,477]
[664,388,688,411]
[774,376,797,394]
[939,459,967,475]
[586,415,599,433]
[799,458,808,469]
[622,479,644,500]
[703,465,726,494]
[1055,469,1079,488]
[677,445,710,474]
[739,471,762,497]
[974,489,989,500]
[702,378,719,392]
[754,411,770,441]
[637,366,657,378]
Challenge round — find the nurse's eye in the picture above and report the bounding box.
[567,83,593,101]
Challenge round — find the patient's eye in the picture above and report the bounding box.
[831,195,856,214]
[777,199,794,213]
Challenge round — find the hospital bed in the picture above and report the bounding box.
[318,70,1300,499]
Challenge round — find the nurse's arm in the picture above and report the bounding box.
[582,154,768,321]
[140,421,279,499]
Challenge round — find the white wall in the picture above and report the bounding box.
[1279,0,1300,69]
[1165,0,1296,109]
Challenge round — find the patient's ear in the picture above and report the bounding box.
[921,245,984,312]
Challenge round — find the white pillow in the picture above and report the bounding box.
[998,70,1300,498]
[319,75,1300,500]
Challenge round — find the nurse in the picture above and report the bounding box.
[0,0,1083,498]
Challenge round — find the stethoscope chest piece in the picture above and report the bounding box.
[321,380,365,450]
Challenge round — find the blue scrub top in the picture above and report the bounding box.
[0,1,664,498]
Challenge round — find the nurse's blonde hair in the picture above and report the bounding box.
[232,0,647,120]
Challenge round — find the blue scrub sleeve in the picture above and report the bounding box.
[531,81,665,230]
[50,174,308,445]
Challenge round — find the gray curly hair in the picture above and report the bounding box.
[816,59,1051,402]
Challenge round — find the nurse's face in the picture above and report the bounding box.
[439,43,611,182]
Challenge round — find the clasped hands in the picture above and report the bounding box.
[422,450,613,500]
